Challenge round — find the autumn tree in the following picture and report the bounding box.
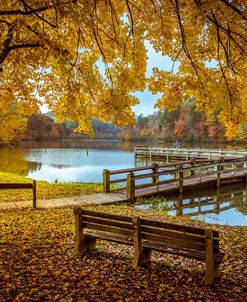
[174,118,185,140]
[0,0,246,143]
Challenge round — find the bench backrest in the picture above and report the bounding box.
[74,208,220,257]
[140,218,219,254]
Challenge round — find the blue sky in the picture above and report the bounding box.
[133,41,179,116]
[41,42,179,116]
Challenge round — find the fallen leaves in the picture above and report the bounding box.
[0,206,246,301]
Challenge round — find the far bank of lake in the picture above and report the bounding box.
[0,139,246,226]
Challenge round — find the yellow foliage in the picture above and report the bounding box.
[0,0,246,140]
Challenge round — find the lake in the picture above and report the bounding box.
[0,139,246,226]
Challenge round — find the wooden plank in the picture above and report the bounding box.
[134,182,157,190]
[83,222,133,237]
[141,225,207,244]
[0,183,33,189]
[110,177,127,184]
[82,215,133,230]
[133,172,157,180]
[84,230,133,246]
[141,232,208,252]
[141,218,219,237]
[110,166,153,175]
[82,210,132,223]
[142,240,224,263]
[155,178,178,186]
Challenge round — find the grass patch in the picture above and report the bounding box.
[0,171,102,203]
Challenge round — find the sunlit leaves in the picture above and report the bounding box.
[0,0,246,140]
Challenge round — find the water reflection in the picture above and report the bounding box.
[135,184,247,226]
[18,139,143,151]
[26,149,135,183]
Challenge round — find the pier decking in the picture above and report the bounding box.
[103,151,247,201]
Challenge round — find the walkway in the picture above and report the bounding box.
[0,192,127,209]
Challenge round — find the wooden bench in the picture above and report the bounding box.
[0,181,37,208]
[74,207,224,285]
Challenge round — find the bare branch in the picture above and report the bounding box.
[220,0,247,21]
[9,43,42,50]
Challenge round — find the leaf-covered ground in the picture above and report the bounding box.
[0,172,102,203]
[0,205,246,301]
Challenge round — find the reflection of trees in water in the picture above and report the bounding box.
[18,139,151,151]
[0,147,40,176]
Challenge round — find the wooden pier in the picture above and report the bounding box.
[134,146,247,162]
[103,157,247,201]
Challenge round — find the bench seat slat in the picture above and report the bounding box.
[84,230,133,246]
[83,222,133,237]
[82,215,133,230]
[141,218,219,237]
[82,210,132,223]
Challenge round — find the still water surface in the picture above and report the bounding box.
[0,139,246,226]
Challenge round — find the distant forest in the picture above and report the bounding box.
[22,101,246,143]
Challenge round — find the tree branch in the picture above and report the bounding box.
[9,43,42,50]
[220,0,247,21]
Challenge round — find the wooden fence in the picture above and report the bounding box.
[103,159,247,201]
[0,181,37,208]
[134,146,247,161]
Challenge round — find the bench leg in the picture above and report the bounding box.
[142,247,152,266]
[83,236,96,251]
[74,207,96,254]
[204,229,222,285]
[204,262,221,285]
[133,247,152,268]
[205,229,217,286]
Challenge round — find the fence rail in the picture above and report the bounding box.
[134,146,247,161]
[103,159,247,201]
[0,181,37,208]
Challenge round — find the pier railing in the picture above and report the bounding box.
[103,159,247,201]
[134,146,247,160]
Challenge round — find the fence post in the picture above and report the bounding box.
[178,170,183,194]
[191,158,195,176]
[127,172,135,202]
[215,164,221,187]
[103,169,110,193]
[152,164,159,191]
[32,180,36,208]
[244,160,247,183]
